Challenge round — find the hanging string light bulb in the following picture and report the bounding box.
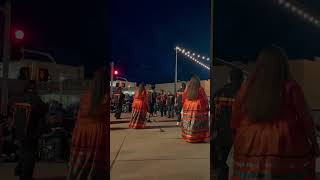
[175,46,210,70]
[276,0,320,27]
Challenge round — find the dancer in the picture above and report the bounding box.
[129,83,149,129]
[231,46,319,180]
[181,75,209,143]
[67,68,109,180]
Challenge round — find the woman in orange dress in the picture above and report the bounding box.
[231,46,320,180]
[67,68,109,180]
[181,75,209,143]
[129,83,149,129]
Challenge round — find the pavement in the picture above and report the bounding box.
[110,113,210,180]
[0,113,210,180]
[3,112,319,180]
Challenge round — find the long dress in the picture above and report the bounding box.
[129,90,149,129]
[181,87,209,143]
[231,80,316,180]
[67,91,109,180]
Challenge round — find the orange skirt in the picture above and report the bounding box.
[232,121,316,180]
[129,109,147,129]
[182,100,209,143]
[232,155,315,180]
[67,121,109,180]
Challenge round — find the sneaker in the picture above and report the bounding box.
[176,122,180,126]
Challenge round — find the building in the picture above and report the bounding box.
[0,58,86,108]
[214,59,320,110]
[0,58,84,81]
[148,59,320,110]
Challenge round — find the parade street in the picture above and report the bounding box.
[110,113,210,180]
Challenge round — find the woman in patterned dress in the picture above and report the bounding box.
[231,46,320,180]
[67,68,109,180]
[129,83,149,129]
[181,75,209,143]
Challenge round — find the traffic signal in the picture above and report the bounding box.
[11,29,25,61]
[114,70,119,75]
[15,30,24,40]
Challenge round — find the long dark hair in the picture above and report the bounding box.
[89,68,107,115]
[243,46,291,121]
[187,75,201,100]
[138,83,145,96]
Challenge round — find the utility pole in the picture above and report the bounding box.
[210,1,215,178]
[110,61,114,96]
[174,47,178,96]
[1,0,11,116]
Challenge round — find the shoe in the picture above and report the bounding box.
[176,122,180,126]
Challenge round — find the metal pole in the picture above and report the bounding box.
[110,61,114,96]
[59,74,64,104]
[174,47,178,95]
[1,0,11,116]
[210,0,216,177]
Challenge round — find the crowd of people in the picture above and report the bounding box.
[0,81,79,180]
[117,75,210,143]
[2,46,320,180]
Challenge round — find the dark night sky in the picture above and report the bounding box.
[0,0,319,83]
[6,0,108,77]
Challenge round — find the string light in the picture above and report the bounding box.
[175,46,210,70]
[277,0,320,27]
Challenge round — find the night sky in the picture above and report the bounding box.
[7,0,108,77]
[0,0,319,83]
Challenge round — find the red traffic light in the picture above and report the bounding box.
[15,30,24,40]
[114,70,119,75]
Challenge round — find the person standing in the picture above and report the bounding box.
[67,68,109,180]
[181,75,209,143]
[231,46,319,180]
[148,85,157,117]
[176,83,186,126]
[129,83,149,129]
[159,90,167,117]
[211,68,243,180]
[114,87,125,119]
[11,80,48,180]
[167,92,175,118]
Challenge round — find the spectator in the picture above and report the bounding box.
[176,83,186,126]
[159,90,167,117]
[11,80,48,180]
[211,68,243,180]
[148,85,157,117]
[166,92,175,118]
[42,115,69,162]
